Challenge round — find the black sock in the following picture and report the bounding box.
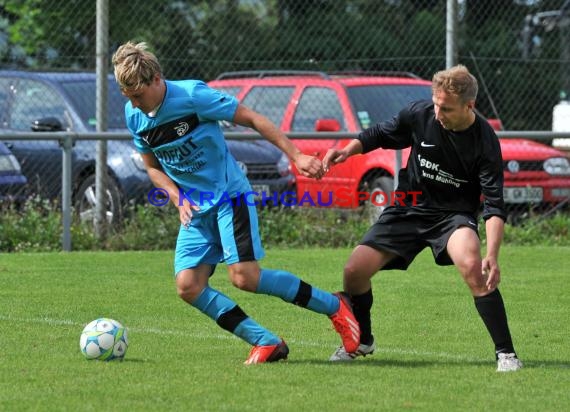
[350,289,374,345]
[474,289,516,358]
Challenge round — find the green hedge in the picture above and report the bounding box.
[0,198,568,252]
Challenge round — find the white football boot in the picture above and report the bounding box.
[497,353,523,372]
[329,340,376,361]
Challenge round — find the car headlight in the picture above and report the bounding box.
[0,154,22,173]
[130,151,146,171]
[543,157,570,175]
[277,153,291,176]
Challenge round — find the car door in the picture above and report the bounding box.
[0,77,70,199]
[289,85,355,204]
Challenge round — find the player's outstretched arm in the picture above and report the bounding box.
[232,104,324,179]
[322,139,363,172]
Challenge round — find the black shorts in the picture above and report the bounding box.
[360,207,479,270]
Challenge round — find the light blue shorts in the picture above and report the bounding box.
[174,195,265,276]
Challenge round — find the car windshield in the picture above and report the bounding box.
[60,79,128,130]
[347,84,432,130]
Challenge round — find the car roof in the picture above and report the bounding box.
[211,70,432,87]
[0,70,113,83]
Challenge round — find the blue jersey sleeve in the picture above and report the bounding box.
[132,135,151,154]
[124,104,152,154]
[192,81,238,122]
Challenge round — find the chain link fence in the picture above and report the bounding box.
[3,0,570,130]
[1,0,569,241]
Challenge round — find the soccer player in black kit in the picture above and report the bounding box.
[323,65,522,372]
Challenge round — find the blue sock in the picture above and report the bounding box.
[234,318,280,346]
[192,286,280,346]
[257,268,340,315]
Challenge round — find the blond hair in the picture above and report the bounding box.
[432,64,478,103]
[112,41,162,91]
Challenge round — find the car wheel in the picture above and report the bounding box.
[364,176,394,224]
[75,174,122,225]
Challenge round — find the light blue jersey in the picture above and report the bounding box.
[125,80,251,214]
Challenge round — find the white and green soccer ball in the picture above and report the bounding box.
[79,318,128,361]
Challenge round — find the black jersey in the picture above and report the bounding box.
[358,100,506,221]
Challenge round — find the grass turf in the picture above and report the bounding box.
[0,246,568,411]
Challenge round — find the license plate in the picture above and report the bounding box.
[503,187,543,203]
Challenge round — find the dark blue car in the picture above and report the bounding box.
[0,71,294,223]
[0,141,27,202]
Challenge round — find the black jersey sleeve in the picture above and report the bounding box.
[357,104,415,153]
[479,125,507,221]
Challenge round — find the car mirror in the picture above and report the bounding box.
[31,117,64,132]
[315,118,341,132]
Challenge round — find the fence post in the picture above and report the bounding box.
[95,0,109,239]
[446,0,458,68]
[61,135,73,252]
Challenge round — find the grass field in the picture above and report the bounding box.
[1,246,568,411]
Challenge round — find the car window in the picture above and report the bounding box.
[0,79,11,128]
[9,79,67,131]
[242,86,294,127]
[212,86,241,97]
[60,79,128,130]
[347,84,432,129]
[292,87,346,132]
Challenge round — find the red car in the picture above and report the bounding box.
[209,71,570,219]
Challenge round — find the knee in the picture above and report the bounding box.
[461,257,481,276]
[176,281,202,304]
[458,258,486,293]
[343,261,366,283]
[229,269,257,292]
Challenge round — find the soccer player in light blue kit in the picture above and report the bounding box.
[112,41,359,364]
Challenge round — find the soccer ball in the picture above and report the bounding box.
[79,318,128,361]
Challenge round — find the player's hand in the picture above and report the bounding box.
[323,148,349,172]
[293,153,324,180]
[481,256,501,290]
[178,198,200,228]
